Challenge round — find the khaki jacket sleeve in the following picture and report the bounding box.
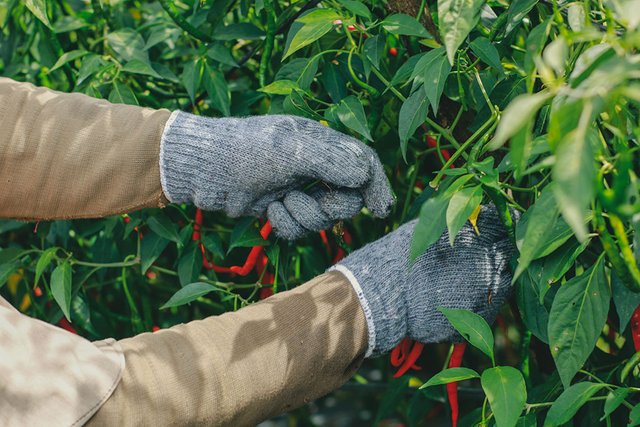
[0,296,125,427]
[0,77,172,220]
[87,271,369,426]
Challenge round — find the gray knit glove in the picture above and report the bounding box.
[160,111,395,239]
[331,205,515,357]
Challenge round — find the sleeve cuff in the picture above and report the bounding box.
[329,265,376,358]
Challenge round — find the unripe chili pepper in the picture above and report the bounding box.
[447,343,467,427]
[388,47,398,57]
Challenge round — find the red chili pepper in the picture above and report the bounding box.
[447,343,467,427]
[152,325,161,332]
[388,47,398,57]
[58,318,78,335]
[33,286,43,297]
[425,134,452,164]
[631,305,640,351]
[193,208,272,276]
[347,24,356,31]
[390,337,425,377]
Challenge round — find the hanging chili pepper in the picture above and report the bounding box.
[193,208,272,276]
[447,343,467,427]
[631,305,640,351]
[390,337,425,378]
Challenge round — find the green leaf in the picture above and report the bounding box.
[121,59,162,78]
[446,185,483,246]
[612,272,640,332]
[108,81,138,105]
[601,388,630,420]
[470,37,503,72]
[320,61,347,103]
[24,0,52,28]
[544,382,607,426]
[35,247,57,285]
[259,79,301,95]
[178,241,203,287]
[488,91,553,151]
[552,126,596,243]
[514,185,560,280]
[207,43,238,67]
[140,232,170,273]
[212,23,265,40]
[202,233,225,259]
[438,0,485,64]
[516,266,552,343]
[147,214,181,244]
[505,0,539,34]
[391,53,427,86]
[631,403,640,427]
[182,59,203,105]
[339,0,371,20]
[203,65,231,116]
[547,256,610,387]
[0,248,26,264]
[481,367,527,427]
[160,282,218,309]
[420,367,480,388]
[382,14,430,38]
[439,307,495,362]
[336,95,372,141]
[410,190,449,261]
[364,35,385,69]
[228,218,269,252]
[398,87,428,160]
[0,262,18,289]
[49,50,88,72]
[284,9,341,59]
[51,262,72,322]
[107,29,148,62]
[421,49,451,114]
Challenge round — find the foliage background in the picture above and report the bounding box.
[1,0,640,425]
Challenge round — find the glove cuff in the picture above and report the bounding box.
[159,110,227,210]
[159,110,181,203]
[330,265,377,358]
[329,263,407,357]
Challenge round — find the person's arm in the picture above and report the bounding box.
[87,271,367,426]
[0,78,394,238]
[0,77,171,220]
[87,205,514,426]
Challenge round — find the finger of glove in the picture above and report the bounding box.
[283,191,333,232]
[311,187,364,220]
[267,201,308,240]
[306,137,372,188]
[361,150,395,218]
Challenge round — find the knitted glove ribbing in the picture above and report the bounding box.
[160,112,395,239]
[332,205,515,357]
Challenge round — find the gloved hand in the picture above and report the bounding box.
[160,112,395,239]
[331,205,515,357]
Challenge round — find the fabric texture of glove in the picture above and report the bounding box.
[331,205,516,357]
[160,111,395,238]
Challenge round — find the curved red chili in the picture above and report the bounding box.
[390,337,424,378]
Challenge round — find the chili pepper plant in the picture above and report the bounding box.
[1,0,640,425]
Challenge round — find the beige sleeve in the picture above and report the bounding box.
[0,296,125,427]
[87,271,369,426]
[0,77,172,220]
